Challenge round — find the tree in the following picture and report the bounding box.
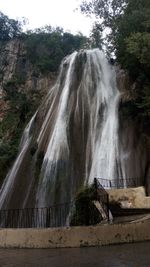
[0,12,24,41]
[80,0,127,52]
[80,0,150,119]
[80,0,150,57]
[25,27,88,72]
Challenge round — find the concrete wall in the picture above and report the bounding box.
[0,219,150,248]
[107,186,150,208]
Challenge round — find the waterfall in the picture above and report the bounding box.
[0,49,125,210]
[36,49,122,207]
[0,114,36,209]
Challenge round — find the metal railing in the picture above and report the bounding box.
[0,199,105,228]
[95,177,143,189]
[0,202,74,228]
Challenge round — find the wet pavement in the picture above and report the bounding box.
[0,242,150,267]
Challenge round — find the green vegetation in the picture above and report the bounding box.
[0,76,29,184]
[0,75,42,184]
[0,11,88,73]
[80,0,150,123]
[24,27,88,73]
[0,11,24,41]
[71,184,102,226]
[0,111,23,185]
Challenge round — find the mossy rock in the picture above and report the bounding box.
[70,184,102,226]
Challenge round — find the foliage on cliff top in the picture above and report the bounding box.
[0,11,25,41]
[0,11,89,73]
[24,27,88,73]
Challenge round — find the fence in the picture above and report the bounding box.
[0,199,106,228]
[0,202,74,228]
[95,177,142,189]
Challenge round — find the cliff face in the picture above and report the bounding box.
[0,39,56,183]
[0,39,56,120]
[116,66,150,194]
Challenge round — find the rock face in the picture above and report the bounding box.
[0,90,8,121]
[0,39,56,121]
[116,66,137,102]
[116,66,150,194]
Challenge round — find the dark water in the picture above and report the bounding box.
[0,242,150,267]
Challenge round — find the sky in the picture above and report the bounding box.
[0,0,92,36]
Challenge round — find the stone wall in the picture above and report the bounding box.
[107,186,150,208]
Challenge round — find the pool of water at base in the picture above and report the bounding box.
[0,241,150,267]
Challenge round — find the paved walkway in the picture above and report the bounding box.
[0,241,150,267]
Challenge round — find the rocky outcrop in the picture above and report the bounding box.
[0,39,56,184]
[0,39,56,121]
[115,65,137,102]
[116,65,150,194]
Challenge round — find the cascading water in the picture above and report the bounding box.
[0,49,126,211]
[0,113,36,209]
[36,52,78,207]
[84,51,122,183]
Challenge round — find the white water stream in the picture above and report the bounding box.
[0,114,36,209]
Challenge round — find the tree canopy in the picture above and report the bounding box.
[25,27,88,72]
[0,11,88,72]
[0,11,24,41]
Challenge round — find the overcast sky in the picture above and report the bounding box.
[0,0,92,36]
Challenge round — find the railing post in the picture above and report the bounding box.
[94,177,98,200]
